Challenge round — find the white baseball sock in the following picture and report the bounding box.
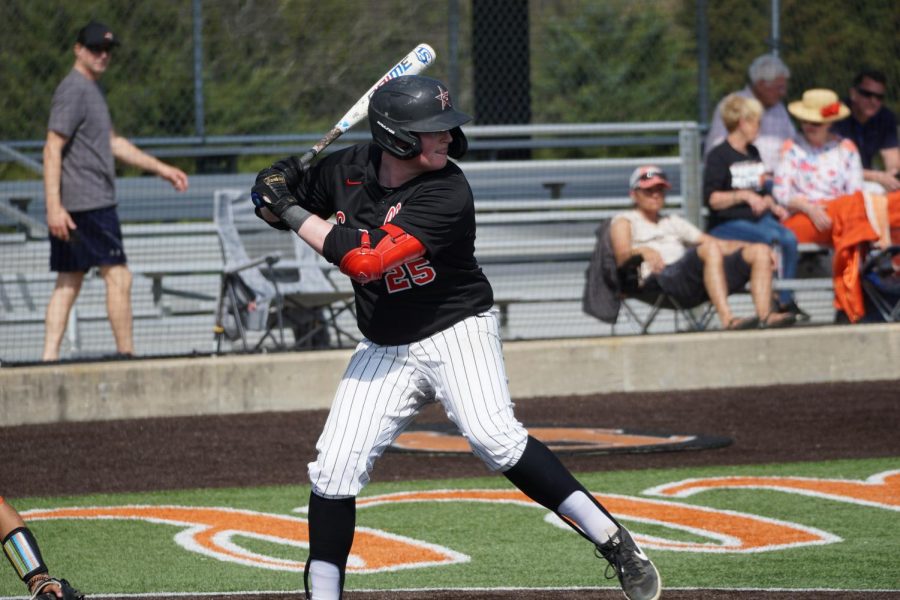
[309,560,341,600]
[557,490,620,545]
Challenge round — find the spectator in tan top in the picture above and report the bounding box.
[610,166,796,330]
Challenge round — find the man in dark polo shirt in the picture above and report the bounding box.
[42,21,189,361]
[831,69,899,192]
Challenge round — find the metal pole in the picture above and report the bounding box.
[696,0,710,129]
[770,0,780,55]
[448,0,460,96]
[192,0,206,138]
[679,124,703,229]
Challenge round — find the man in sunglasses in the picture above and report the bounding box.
[831,69,899,192]
[42,21,189,361]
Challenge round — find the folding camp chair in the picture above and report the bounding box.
[583,219,715,334]
[212,190,356,352]
[616,254,716,334]
[289,233,358,347]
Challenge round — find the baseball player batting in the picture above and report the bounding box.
[251,75,661,600]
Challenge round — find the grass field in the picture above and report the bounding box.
[2,456,898,597]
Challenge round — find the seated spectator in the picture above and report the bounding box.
[705,53,795,174]
[774,88,869,244]
[830,69,899,193]
[610,166,796,330]
[773,90,900,323]
[704,93,806,319]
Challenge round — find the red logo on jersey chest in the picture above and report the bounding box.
[384,202,402,224]
[335,211,346,224]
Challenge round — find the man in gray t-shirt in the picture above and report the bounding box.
[42,20,190,361]
[47,68,117,212]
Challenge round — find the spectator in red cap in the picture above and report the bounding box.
[609,166,796,330]
[42,20,190,361]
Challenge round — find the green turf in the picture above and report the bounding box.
[2,456,898,596]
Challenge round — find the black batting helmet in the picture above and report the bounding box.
[368,75,471,160]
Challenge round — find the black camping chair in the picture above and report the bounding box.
[616,254,716,334]
[583,219,715,335]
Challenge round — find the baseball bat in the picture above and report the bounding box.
[297,43,436,167]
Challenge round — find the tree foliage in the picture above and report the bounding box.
[0,0,896,149]
[532,0,697,123]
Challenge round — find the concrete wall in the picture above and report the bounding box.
[2,324,898,427]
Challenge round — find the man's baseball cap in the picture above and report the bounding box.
[77,21,120,49]
[629,165,671,190]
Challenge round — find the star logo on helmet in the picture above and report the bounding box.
[435,86,451,110]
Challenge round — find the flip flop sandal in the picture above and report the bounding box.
[760,312,797,329]
[725,316,759,330]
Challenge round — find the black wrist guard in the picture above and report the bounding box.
[254,206,291,231]
[2,527,48,583]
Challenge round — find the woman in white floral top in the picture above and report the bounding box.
[774,88,864,243]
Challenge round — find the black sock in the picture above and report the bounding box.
[307,491,355,582]
[503,435,584,511]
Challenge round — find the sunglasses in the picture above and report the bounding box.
[856,87,885,101]
[636,170,667,182]
[86,44,113,55]
[636,185,668,196]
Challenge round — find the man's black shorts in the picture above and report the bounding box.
[49,205,127,272]
[651,247,751,307]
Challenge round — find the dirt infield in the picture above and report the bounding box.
[2,379,898,599]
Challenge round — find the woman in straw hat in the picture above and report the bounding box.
[773,88,863,241]
[774,88,898,322]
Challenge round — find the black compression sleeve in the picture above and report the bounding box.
[503,436,584,512]
[307,493,356,568]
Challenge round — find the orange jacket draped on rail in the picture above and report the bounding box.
[783,191,900,322]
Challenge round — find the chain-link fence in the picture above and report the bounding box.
[2,0,897,154]
[1,0,898,363]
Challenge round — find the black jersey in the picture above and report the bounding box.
[297,143,494,345]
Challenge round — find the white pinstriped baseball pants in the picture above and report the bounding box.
[308,310,528,498]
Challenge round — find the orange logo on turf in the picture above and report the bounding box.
[22,505,466,573]
[23,470,898,573]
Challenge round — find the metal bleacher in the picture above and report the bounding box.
[0,124,841,364]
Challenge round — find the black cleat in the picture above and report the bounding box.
[595,527,661,600]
